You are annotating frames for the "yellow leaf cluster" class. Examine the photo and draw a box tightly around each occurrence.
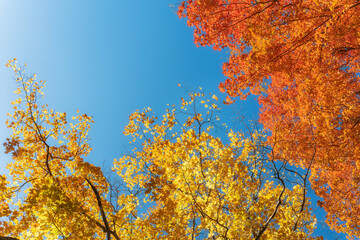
[1,63,322,239]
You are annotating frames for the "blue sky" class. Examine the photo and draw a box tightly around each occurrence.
[0,1,346,239]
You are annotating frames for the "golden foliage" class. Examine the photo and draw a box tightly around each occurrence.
[1,62,321,239]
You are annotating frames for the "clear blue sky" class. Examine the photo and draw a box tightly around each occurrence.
[0,1,346,239]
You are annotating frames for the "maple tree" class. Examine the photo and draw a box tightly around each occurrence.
[113,91,324,240]
[0,60,322,239]
[177,0,360,237]
[1,59,129,240]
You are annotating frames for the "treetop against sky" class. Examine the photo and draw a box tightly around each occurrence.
[0,0,358,239]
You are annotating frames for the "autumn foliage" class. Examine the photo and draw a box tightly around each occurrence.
[2,60,112,239]
[114,92,319,239]
[0,60,321,239]
[178,0,360,237]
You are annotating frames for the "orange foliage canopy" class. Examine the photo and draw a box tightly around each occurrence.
[178,0,360,237]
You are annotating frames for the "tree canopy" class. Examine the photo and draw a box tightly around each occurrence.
[1,60,321,239]
[2,0,360,238]
[178,0,360,237]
